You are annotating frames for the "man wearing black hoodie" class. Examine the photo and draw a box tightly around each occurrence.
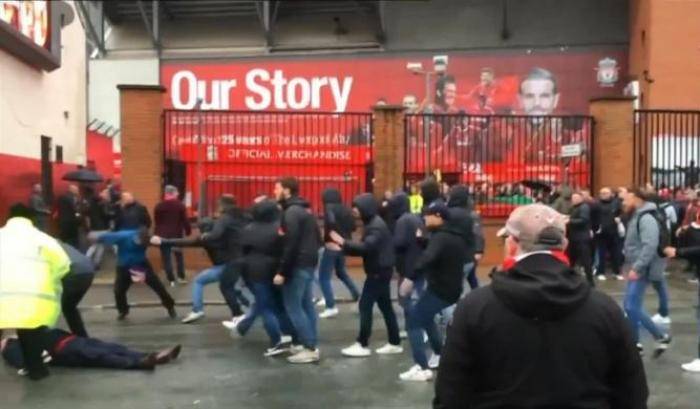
[596,187,624,281]
[446,185,479,289]
[399,201,469,382]
[567,191,595,286]
[317,188,360,319]
[330,193,402,358]
[273,177,321,364]
[434,204,647,409]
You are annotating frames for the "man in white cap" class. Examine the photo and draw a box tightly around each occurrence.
[434,204,647,409]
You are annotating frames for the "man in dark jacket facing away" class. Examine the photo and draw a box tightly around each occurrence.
[56,184,81,247]
[59,242,96,337]
[399,201,470,382]
[446,185,480,289]
[317,188,360,319]
[154,185,191,286]
[434,203,648,409]
[330,193,403,358]
[115,192,151,231]
[596,187,624,281]
[273,177,321,364]
[567,191,595,286]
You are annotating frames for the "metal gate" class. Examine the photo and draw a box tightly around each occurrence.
[163,110,373,216]
[404,113,594,217]
[633,110,700,189]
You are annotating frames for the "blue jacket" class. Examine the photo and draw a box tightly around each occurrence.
[98,230,147,267]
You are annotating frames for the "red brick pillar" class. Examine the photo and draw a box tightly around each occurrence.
[589,97,636,192]
[372,105,405,198]
[117,85,165,214]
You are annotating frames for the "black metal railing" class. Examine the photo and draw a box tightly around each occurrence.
[634,110,700,189]
[404,113,594,217]
[163,110,373,216]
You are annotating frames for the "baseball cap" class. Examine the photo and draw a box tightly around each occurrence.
[425,200,450,220]
[497,204,567,247]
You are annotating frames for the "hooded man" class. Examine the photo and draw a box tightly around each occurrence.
[330,193,402,358]
[317,188,360,319]
[399,200,471,382]
[446,185,480,289]
[434,204,648,409]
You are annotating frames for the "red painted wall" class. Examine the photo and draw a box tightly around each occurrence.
[86,130,114,180]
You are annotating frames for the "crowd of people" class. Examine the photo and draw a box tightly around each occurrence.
[2,174,700,408]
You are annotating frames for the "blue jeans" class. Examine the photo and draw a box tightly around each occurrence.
[464,262,479,290]
[192,265,225,313]
[358,274,401,347]
[237,281,282,346]
[318,248,360,309]
[282,269,318,349]
[407,290,451,369]
[651,277,670,318]
[398,276,425,329]
[624,275,665,343]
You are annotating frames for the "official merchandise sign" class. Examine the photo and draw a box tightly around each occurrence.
[0,0,60,70]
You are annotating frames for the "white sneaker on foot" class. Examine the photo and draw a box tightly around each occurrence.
[288,348,320,364]
[319,308,339,319]
[280,335,293,344]
[315,298,326,308]
[342,342,371,357]
[596,275,607,281]
[399,365,433,382]
[221,314,246,331]
[682,359,700,373]
[289,344,304,354]
[399,330,408,340]
[652,314,672,325]
[177,278,188,285]
[376,343,403,355]
[181,311,205,324]
[428,354,440,369]
[169,281,176,287]
[264,342,291,357]
[615,274,625,281]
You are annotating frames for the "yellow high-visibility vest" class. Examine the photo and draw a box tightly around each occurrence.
[409,194,424,214]
[0,217,70,329]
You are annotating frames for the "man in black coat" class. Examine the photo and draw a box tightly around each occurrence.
[434,204,647,409]
[56,185,81,247]
[330,193,402,358]
[115,192,151,231]
[399,201,470,382]
[567,191,595,286]
[446,185,479,289]
[596,187,624,280]
[273,177,321,364]
[317,188,360,318]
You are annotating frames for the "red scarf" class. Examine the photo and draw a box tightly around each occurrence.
[501,250,570,271]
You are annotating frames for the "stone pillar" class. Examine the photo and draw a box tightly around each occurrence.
[117,85,166,214]
[590,97,636,192]
[372,105,405,198]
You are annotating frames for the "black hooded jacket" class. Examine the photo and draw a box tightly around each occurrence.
[567,202,593,241]
[446,186,476,261]
[421,179,442,210]
[435,253,648,409]
[239,200,283,282]
[411,222,470,304]
[279,196,321,277]
[598,198,622,236]
[115,201,151,230]
[390,193,424,278]
[322,188,355,242]
[342,193,395,279]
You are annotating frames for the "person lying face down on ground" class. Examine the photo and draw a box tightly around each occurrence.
[1,327,181,375]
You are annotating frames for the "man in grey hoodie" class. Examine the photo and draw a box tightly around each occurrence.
[622,188,672,357]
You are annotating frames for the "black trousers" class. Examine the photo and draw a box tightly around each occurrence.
[62,274,94,337]
[596,233,623,276]
[567,239,595,286]
[59,223,80,248]
[114,262,175,315]
[16,327,49,380]
[357,274,401,347]
[219,261,250,317]
[160,245,185,282]
[53,337,146,369]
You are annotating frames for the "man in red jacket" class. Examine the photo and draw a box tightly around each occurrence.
[154,185,191,286]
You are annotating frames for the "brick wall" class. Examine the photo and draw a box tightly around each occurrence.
[372,106,406,198]
[590,97,636,191]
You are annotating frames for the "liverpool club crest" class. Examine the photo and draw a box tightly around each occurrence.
[596,58,619,87]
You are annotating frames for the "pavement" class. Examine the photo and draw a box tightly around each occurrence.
[2,266,700,408]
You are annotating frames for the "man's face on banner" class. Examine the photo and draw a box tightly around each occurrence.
[480,71,494,86]
[402,95,418,112]
[519,78,559,116]
[444,82,457,108]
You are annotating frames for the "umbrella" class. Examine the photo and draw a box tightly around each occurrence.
[519,180,552,193]
[62,168,104,183]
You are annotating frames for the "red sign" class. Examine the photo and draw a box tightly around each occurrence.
[0,0,50,49]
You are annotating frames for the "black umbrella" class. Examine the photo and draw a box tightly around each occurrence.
[62,168,104,183]
[519,179,552,192]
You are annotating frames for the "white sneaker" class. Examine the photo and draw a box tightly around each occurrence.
[597,275,607,281]
[280,335,293,344]
[289,344,304,354]
[652,314,672,325]
[376,343,403,355]
[177,278,188,285]
[315,298,326,308]
[288,348,320,364]
[428,354,440,369]
[17,368,28,376]
[342,342,372,357]
[399,330,408,340]
[399,365,433,382]
[615,275,625,281]
[682,359,700,373]
[221,314,246,331]
[423,332,429,343]
[181,311,205,324]
[319,308,339,319]
[169,281,176,287]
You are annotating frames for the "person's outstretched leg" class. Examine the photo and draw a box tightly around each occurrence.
[114,266,133,318]
[190,265,225,314]
[142,261,175,315]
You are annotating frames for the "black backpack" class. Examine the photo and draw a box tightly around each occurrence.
[636,209,671,258]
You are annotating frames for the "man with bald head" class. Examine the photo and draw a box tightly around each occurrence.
[596,187,624,280]
[434,203,647,409]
